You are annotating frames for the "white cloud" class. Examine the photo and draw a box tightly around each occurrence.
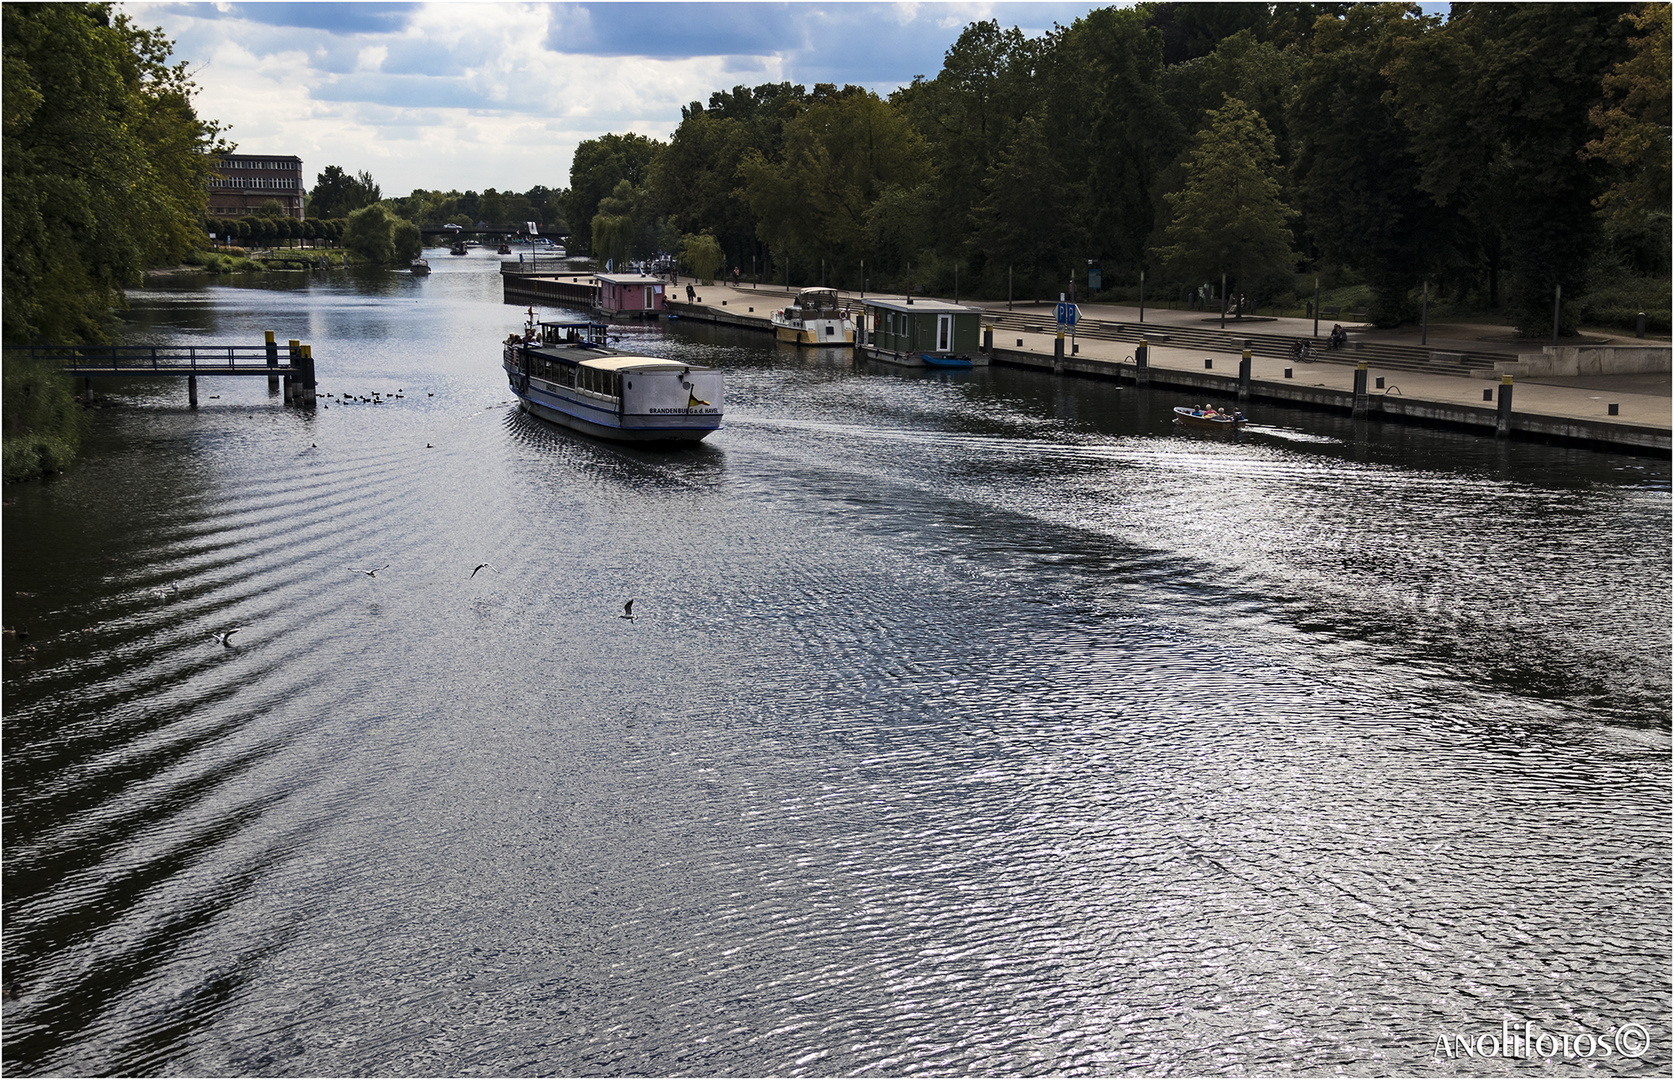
[128,1,1109,196]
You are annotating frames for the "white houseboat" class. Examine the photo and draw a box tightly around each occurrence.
[502,314,723,443]
[772,287,855,346]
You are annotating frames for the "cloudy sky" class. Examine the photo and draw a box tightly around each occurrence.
[127,2,1116,198]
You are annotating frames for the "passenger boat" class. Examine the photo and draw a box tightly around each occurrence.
[922,352,974,368]
[409,258,431,275]
[449,241,468,256]
[772,287,855,346]
[502,312,723,443]
[1173,404,1248,429]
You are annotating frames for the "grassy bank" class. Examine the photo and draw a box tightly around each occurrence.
[3,352,88,483]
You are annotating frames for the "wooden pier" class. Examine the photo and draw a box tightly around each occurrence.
[4,331,318,407]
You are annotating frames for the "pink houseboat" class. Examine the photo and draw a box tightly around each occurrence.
[595,273,667,318]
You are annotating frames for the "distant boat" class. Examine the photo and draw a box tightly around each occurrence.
[449,242,468,256]
[498,241,512,254]
[772,287,855,346]
[921,352,974,368]
[409,258,431,275]
[1173,405,1247,430]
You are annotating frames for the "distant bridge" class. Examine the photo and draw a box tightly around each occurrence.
[6,332,318,407]
[417,223,571,240]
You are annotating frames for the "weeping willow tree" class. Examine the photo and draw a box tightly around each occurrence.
[590,180,637,270]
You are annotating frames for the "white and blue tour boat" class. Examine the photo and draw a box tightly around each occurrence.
[502,312,724,443]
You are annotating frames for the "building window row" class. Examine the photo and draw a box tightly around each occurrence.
[212,177,300,189]
[219,158,300,172]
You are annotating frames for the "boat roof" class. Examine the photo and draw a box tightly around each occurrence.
[795,287,839,298]
[862,297,984,314]
[595,273,665,284]
[577,355,705,373]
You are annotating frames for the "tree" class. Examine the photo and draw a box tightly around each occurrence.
[678,233,725,283]
[893,22,1039,279]
[590,179,638,269]
[564,133,663,255]
[1291,5,1453,325]
[343,203,420,266]
[1581,4,1671,257]
[1041,7,1182,273]
[1151,96,1299,304]
[3,2,228,344]
[738,88,932,279]
[309,165,381,219]
[970,111,1088,297]
[1389,4,1636,333]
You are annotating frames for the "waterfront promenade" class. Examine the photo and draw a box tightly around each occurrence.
[661,278,1671,452]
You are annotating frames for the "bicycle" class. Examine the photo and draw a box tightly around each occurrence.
[1289,339,1315,364]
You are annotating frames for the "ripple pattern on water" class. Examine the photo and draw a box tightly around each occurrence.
[3,271,1667,1076]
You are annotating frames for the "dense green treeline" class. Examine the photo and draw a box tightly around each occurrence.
[556,2,1668,335]
[2,2,227,480]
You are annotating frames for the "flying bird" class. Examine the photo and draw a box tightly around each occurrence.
[620,599,635,620]
[353,565,390,578]
[211,627,241,648]
[471,562,499,578]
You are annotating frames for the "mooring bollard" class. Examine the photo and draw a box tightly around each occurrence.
[1204,357,1213,369]
[1352,362,1369,417]
[301,344,317,407]
[288,339,302,404]
[188,374,198,408]
[1284,367,1293,379]
[1238,349,1252,403]
[1136,340,1149,386]
[1054,332,1064,372]
[266,330,279,391]
[1609,403,1620,416]
[1497,375,1514,436]
[1376,376,1385,389]
[1483,387,1493,401]
[983,325,993,354]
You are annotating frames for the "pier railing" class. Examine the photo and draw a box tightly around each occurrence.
[4,332,318,407]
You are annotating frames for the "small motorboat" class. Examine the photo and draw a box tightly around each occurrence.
[498,242,512,254]
[449,242,468,256]
[1173,405,1247,429]
[922,353,975,368]
[409,258,431,275]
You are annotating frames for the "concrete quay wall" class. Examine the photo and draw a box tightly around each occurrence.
[1500,345,1673,378]
[987,346,1670,454]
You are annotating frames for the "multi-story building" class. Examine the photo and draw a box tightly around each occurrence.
[208,154,305,220]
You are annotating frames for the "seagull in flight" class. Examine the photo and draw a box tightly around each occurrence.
[211,627,241,648]
[620,599,635,620]
[352,565,390,578]
[471,562,499,578]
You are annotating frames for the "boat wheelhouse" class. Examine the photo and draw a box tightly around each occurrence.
[595,273,668,318]
[502,314,722,443]
[771,287,856,346]
[860,298,986,365]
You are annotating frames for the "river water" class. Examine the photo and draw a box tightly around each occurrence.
[4,254,1669,1076]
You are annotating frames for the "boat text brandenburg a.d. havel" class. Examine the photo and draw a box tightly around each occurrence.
[502,314,723,443]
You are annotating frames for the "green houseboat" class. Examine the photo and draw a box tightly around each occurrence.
[859,298,987,366]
